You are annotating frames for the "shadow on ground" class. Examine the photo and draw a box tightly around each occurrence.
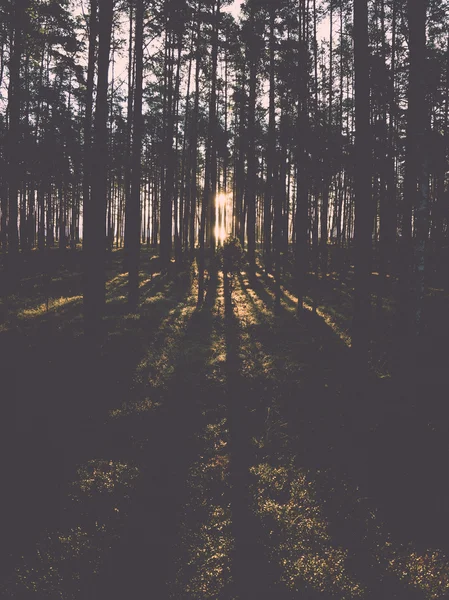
[1,253,449,600]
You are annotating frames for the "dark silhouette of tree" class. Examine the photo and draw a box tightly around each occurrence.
[263,2,276,275]
[127,0,145,310]
[408,0,429,336]
[352,0,373,370]
[83,0,114,336]
[242,0,261,277]
[6,0,28,270]
[295,0,310,314]
[82,0,98,258]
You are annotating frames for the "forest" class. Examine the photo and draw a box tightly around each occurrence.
[1,0,449,597]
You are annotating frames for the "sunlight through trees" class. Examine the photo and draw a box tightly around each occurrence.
[1,0,449,598]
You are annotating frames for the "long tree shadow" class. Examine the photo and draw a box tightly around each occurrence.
[4,258,449,600]
[240,267,448,599]
[230,271,369,599]
[237,269,345,465]
[254,260,449,555]
[223,271,285,599]
[89,271,221,599]
[0,259,196,595]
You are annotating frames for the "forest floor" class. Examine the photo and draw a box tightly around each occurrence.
[1,247,449,599]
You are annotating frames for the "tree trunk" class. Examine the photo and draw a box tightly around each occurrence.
[6,0,27,271]
[83,0,113,336]
[296,0,309,314]
[352,0,373,370]
[123,0,134,267]
[246,4,258,275]
[127,0,144,310]
[263,7,275,274]
[409,0,429,335]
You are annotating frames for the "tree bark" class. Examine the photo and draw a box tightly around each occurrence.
[352,0,373,370]
[6,0,27,268]
[83,0,113,336]
[128,0,144,310]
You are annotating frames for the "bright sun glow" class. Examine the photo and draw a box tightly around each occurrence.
[215,192,232,244]
[216,193,228,208]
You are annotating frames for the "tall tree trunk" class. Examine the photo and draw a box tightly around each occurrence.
[398,0,428,362]
[296,0,309,314]
[208,0,220,254]
[160,25,175,270]
[123,0,134,266]
[128,0,144,310]
[246,4,258,276]
[409,0,429,335]
[82,0,97,251]
[6,0,27,271]
[320,1,333,278]
[377,0,397,316]
[234,69,246,245]
[189,4,202,254]
[198,0,220,304]
[264,7,275,274]
[173,37,183,264]
[180,11,195,252]
[83,0,113,336]
[352,0,373,370]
